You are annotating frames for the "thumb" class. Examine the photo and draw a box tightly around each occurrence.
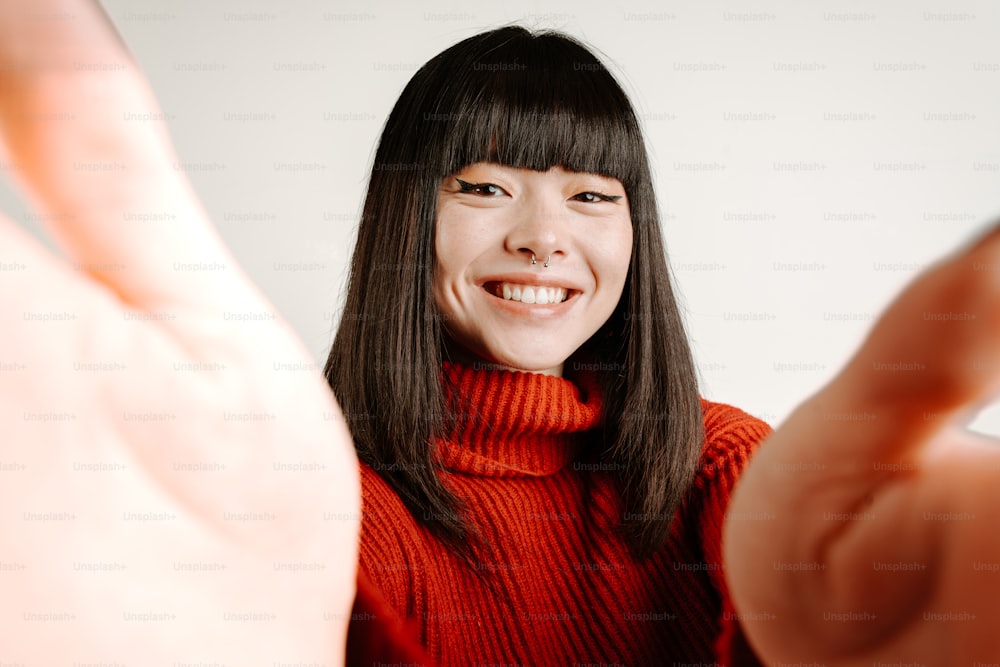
[828,220,1000,452]
[740,221,1000,514]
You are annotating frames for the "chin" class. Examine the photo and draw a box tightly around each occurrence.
[446,336,575,376]
[485,352,570,377]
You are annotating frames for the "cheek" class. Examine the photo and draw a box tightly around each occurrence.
[434,209,497,282]
[431,259,466,325]
[433,212,461,296]
[619,226,634,270]
[432,252,465,305]
[432,213,480,309]
[603,225,634,290]
[435,205,468,262]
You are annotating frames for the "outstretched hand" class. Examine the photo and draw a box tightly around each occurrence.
[726,225,1000,664]
[0,1,359,664]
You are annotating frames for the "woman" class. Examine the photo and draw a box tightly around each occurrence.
[329,26,766,664]
[3,2,1000,666]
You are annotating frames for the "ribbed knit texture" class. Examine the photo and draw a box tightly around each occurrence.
[358,362,772,666]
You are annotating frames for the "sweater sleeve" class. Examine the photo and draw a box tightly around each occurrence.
[346,568,433,666]
[692,400,772,667]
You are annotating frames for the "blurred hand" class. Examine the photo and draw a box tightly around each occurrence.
[0,1,359,664]
[726,225,1000,664]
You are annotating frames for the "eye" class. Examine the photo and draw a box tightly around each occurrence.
[456,179,508,197]
[571,191,623,204]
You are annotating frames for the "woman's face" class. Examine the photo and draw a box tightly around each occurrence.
[433,163,632,376]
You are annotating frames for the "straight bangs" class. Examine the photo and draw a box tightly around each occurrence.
[416,29,645,187]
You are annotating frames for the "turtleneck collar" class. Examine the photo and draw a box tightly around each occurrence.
[436,362,604,477]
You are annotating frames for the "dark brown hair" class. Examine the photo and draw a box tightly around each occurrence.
[325,26,703,560]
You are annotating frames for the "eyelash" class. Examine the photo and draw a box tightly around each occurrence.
[455,178,622,203]
[456,179,504,197]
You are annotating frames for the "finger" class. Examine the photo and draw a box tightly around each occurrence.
[744,220,1000,499]
[0,208,110,372]
[831,220,1000,431]
[0,0,250,313]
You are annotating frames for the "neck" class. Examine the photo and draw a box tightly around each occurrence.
[441,339,564,377]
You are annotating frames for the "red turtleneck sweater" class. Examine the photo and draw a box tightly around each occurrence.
[355,363,771,666]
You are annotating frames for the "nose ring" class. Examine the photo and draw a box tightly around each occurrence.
[530,254,550,268]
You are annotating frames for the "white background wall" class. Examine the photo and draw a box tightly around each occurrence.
[4,0,998,429]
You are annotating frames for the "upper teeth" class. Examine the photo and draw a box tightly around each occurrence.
[498,282,568,305]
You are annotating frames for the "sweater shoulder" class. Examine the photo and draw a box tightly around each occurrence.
[356,462,422,613]
[358,460,406,518]
[358,461,418,546]
[695,398,773,482]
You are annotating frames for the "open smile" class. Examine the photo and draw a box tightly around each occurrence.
[483,281,573,304]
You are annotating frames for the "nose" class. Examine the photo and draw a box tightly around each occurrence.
[505,192,568,267]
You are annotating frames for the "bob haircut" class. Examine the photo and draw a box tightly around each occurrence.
[325,25,703,560]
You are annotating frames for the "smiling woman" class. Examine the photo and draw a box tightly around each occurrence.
[324,26,749,665]
[324,25,706,565]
